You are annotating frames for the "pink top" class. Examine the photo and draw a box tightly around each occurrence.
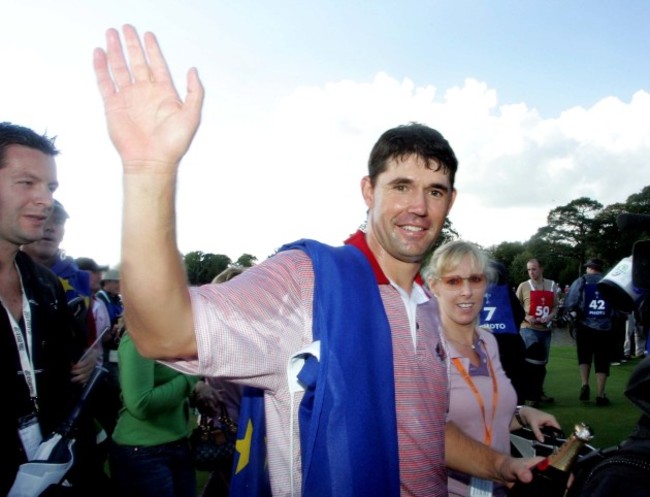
[446,327,517,497]
[171,247,449,496]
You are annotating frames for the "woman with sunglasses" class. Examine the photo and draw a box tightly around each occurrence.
[424,240,560,497]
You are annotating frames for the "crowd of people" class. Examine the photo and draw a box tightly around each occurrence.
[2,24,648,497]
[0,121,200,496]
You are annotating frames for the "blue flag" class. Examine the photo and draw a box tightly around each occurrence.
[229,386,271,497]
[230,239,400,496]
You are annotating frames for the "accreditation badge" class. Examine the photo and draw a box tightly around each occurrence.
[470,476,493,497]
[17,413,43,460]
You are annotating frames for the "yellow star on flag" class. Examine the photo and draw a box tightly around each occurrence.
[59,277,75,293]
[235,419,253,474]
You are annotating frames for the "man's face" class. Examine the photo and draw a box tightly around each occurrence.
[103,280,120,296]
[0,145,58,248]
[362,154,456,266]
[22,207,66,262]
[88,270,102,293]
[527,261,543,281]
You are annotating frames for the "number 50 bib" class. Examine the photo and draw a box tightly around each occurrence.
[529,287,554,320]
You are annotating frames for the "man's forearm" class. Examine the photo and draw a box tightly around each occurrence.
[121,170,196,359]
[94,26,204,361]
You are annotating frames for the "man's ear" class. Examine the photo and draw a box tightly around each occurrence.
[361,176,374,209]
[446,188,457,214]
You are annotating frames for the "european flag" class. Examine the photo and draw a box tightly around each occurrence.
[229,386,271,497]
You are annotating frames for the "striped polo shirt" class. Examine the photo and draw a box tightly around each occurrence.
[176,236,449,496]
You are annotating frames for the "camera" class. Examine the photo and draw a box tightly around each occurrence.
[597,213,650,312]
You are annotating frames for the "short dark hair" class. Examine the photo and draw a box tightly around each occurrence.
[0,122,59,168]
[367,122,458,188]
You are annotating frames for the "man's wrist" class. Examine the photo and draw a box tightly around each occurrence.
[493,452,516,485]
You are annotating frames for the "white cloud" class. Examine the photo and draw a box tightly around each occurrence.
[61,75,650,263]
[4,57,648,264]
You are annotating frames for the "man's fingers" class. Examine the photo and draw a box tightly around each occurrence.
[122,24,152,83]
[185,68,204,121]
[144,31,173,84]
[105,27,132,89]
[93,47,116,101]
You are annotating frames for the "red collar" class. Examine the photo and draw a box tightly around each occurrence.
[343,230,423,286]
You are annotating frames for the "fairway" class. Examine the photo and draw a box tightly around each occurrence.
[543,342,644,449]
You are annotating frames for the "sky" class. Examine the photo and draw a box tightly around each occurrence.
[2,0,649,267]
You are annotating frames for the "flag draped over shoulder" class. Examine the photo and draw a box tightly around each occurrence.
[289,239,399,497]
[230,239,400,496]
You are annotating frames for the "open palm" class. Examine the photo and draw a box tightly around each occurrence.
[94,25,204,171]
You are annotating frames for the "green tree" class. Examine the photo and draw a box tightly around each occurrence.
[184,251,204,285]
[487,241,526,287]
[589,186,650,269]
[184,251,232,285]
[539,197,603,278]
[235,253,258,267]
[622,186,650,242]
[592,202,630,267]
[526,230,573,282]
[203,253,232,282]
[625,185,650,213]
[509,251,535,286]
[488,241,525,266]
[435,217,460,249]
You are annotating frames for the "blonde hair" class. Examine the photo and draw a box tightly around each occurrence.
[212,266,246,284]
[422,240,495,284]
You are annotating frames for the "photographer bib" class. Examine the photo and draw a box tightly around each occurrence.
[480,284,518,334]
[583,282,611,319]
[528,280,555,321]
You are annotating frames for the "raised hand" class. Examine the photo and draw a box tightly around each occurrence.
[94,25,201,361]
[93,24,204,173]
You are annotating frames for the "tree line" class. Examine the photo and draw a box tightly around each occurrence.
[483,185,650,288]
[184,252,257,285]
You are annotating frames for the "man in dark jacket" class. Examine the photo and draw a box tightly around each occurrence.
[0,122,94,495]
[565,258,614,406]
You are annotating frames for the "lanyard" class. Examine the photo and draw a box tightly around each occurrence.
[451,345,498,445]
[1,265,38,411]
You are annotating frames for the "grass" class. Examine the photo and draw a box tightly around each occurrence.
[542,345,643,448]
